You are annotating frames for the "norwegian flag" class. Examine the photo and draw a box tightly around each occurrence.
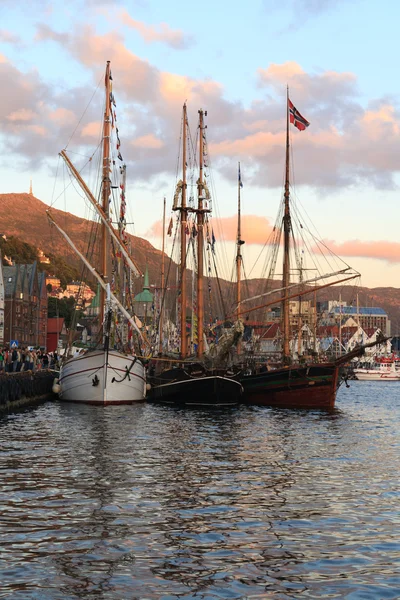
[289,99,310,131]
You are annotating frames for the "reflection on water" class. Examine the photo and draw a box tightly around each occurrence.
[1,382,400,599]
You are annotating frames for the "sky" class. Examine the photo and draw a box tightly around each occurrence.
[1,0,400,288]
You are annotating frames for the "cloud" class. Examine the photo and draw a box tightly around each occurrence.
[262,0,349,28]
[7,108,37,122]
[0,53,103,168]
[119,9,194,49]
[0,30,22,44]
[131,134,164,149]
[4,23,400,194]
[322,240,400,264]
[147,214,275,245]
[80,121,102,138]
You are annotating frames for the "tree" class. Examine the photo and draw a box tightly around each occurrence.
[48,296,81,329]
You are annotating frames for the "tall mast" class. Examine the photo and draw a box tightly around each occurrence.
[236,162,243,320]
[339,293,342,357]
[197,109,205,358]
[159,196,166,355]
[180,104,188,358]
[236,162,244,355]
[282,86,291,360]
[119,164,127,308]
[100,60,112,326]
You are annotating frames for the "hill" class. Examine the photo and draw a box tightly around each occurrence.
[1,192,400,331]
[0,193,167,286]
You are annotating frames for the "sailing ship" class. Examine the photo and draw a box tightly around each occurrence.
[238,92,383,410]
[48,61,147,405]
[147,105,243,407]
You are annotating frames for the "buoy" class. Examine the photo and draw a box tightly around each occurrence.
[52,378,61,394]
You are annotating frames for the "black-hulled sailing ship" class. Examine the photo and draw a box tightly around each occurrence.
[147,105,243,407]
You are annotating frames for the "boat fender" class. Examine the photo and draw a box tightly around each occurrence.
[52,378,61,394]
[146,383,151,391]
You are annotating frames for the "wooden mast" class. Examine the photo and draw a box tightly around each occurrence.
[236,162,244,354]
[60,150,141,277]
[236,162,243,320]
[180,104,188,358]
[159,195,166,355]
[197,109,205,358]
[282,86,291,361]
[100,60,112,327]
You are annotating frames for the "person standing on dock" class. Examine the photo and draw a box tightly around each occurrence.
[12,347,18,372]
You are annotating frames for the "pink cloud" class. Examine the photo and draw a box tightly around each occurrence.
[320,240,400,264]
[119,10,194,49]
[132,134,164,149]
[147,214,274,245]
[49,108,76,126]
[6,22,400,193]
[7,108,37,122]
[0,30,21,44]
[80,121,101,138]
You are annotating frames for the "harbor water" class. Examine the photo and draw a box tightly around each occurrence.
[1,382,399,599]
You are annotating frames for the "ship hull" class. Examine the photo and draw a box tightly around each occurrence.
[241,364,339,410]
[59,350,146,405]
[148,372,243,407]
[354,370,400,381]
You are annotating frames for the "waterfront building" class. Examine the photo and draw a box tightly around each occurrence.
[47,317,66,353]
[3,262,48,348]
[0,253,4,345]
[331,306,389,336]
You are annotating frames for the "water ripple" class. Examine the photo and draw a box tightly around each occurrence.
[0,382,399,598]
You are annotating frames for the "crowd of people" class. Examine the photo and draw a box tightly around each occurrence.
[0,347,59,372]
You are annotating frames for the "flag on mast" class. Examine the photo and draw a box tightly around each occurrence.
[238,164,243,188]
[167,217,173,236]
[288,99,310,131]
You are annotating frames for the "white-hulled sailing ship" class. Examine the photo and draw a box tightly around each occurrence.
[48,61,147,405]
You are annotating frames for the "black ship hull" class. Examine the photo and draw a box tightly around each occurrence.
[148,369,243,407]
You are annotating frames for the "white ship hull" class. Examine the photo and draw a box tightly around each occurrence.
[354,367,400,381]
[354,362,400,381]
[59,350,146,405]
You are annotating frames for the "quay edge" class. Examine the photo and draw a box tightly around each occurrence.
[0,370,57,414]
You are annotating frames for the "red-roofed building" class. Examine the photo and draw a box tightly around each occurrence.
[259,322,282,353]
[47,317,65,353]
